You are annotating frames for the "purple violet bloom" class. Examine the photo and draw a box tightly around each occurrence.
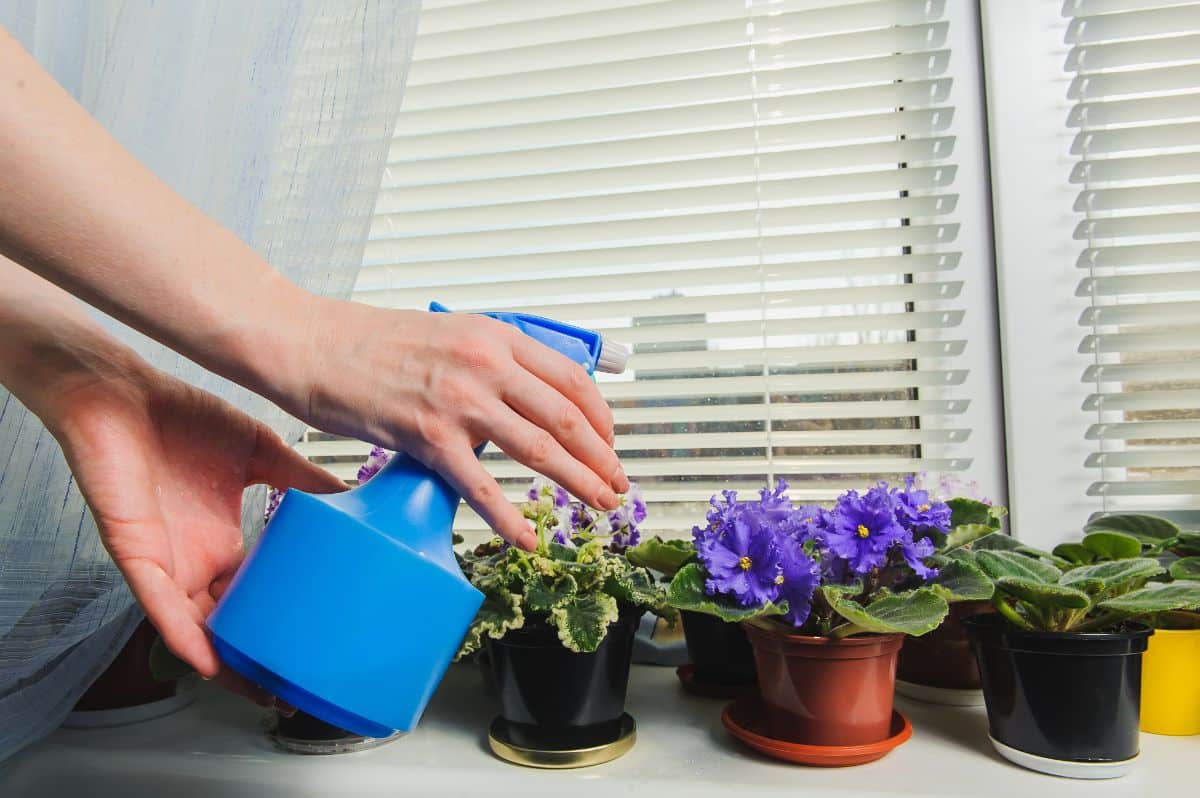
[777,534,820,627]
[607,482,645,549]
[694,494,783,607]
[892,476,952,537]
[357,446,393,484]
[264,487,284,523]
[900,532,939,580]
[825,483,906,575]
[528,477,570,508]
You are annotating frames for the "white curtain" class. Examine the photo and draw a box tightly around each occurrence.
[0,0,419,761]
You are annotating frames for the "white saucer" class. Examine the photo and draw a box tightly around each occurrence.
[895,679,984,707]
[63,686,196,729]
[989,735,1137,779]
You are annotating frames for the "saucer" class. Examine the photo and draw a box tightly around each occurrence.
[722,696,911,766]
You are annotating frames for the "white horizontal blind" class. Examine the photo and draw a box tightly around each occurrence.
[1066,0,1200,511]
[302,0,980,537]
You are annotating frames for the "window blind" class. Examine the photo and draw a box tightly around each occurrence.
[1065,0,1200,512]
[300,0,978,538]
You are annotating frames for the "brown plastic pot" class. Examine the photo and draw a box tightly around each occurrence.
[73,619,176,711]
[744,621,904,746]
[896,601,993,690]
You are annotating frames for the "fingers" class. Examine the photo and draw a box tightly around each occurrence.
[121,557,222,679]
[511,333,616,447]
[502,368,627,497]
[486,400,620,512]
[427,441,536,550]
[246,424,347,494]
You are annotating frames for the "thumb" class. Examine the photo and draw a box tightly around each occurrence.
[247,424,347,494]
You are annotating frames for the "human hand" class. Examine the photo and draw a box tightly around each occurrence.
[293,299,628,550]
[45,354,345,703]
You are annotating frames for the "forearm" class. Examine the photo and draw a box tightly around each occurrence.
[0,258,146,427]
[0,27,315,411]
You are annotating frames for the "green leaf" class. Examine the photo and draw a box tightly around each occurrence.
[994,576,1091,611]
[1081,531,1143,561]
[550,593,620,653]
[943,524,999,552]
[947,498,995,529]
[1175,531,1200,556]
[1169,557,1200,582]
[547,542,579,562]
[666,563,786,623]
[1085,514,1181,546]
[149,635,194,683]
[524,573,578,613]
[930,559,995,602]
[1016,546,1074,571]
[1099,583,1200,616]
[603,561,670,615]
[625,536,694,577]
[1059,558,1164,595]
[973,533,1022,552]
[458,586,524,659]
[975,549,1063,583]
[1052,542,1095,566]
[827,587,949,637]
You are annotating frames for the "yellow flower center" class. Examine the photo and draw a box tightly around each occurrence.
[918,503,931,512]
[775,574,785,585]
[856,524,870,539]
[739,556,753,571]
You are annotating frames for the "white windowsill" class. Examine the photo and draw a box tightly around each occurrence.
[3,664,1190,797]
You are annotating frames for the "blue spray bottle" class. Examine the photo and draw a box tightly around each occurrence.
[206,303,628,738]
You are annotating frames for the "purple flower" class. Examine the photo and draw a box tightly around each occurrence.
[264,487,284,523]
[528,477,570,508]
[791,503,832,545]
[900,532,938,580]
[825,484,906,575]
[607,482,645,549]
[694,495,783,607]
[357,446,393,484]
[892,476,952,537]
[777,534,820,627]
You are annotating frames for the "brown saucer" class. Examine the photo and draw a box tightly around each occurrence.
[722,695,911,767]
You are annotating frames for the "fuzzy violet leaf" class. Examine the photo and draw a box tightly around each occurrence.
[1084,514,1180,547]
[626,536,694,577]
[826,586,949,638]
[1052,542,1095,566]
[1058,557,1164,596]
[666,563,786,623]
[1081,530,1142,561]
[524,572,578,613]
[975,549,1063,584]
[1169,557,1200,582]
[1098,583,1200,616]
[550,593,621,653]
[942,523,1000,552]
[946,498,997,529]
[457,585,524,660]
[929,558,995,602]
[994,576,1092,612]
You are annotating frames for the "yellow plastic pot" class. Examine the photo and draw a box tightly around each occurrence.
[1141,628,1200,735]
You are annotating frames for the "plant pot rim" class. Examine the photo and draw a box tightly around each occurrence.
[1148,625,1200,636]
[743,620,904,646]
[963,612,1153,642]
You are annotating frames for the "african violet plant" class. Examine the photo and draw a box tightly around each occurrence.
[973,540,1200,633]
[636,477,1003,639]
[456,478,672,656]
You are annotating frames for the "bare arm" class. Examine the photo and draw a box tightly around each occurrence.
[0,28,627,547]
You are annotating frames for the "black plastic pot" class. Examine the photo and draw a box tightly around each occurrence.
[965,614,1152,764]
[486,604,642,749]
[680,610,756,685]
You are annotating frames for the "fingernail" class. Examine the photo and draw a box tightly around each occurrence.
[610,465,629,493]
